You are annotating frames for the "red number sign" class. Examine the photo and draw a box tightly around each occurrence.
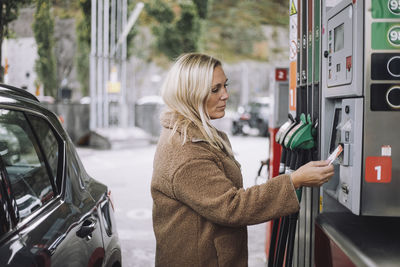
[275,68,288,81]
[365,156,392,183]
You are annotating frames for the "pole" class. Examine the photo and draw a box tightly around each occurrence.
[110,0,116,58]
[90,0,97,130]
[111,2,144,57]
[103,0,110,127]
[117,0,122,127]
[97,0,104,127]
[120,0,128,128]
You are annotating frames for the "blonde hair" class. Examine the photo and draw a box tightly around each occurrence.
[161,53,233,155]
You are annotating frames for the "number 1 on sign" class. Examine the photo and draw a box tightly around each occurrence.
[290,89,294,107]
[374,165,382,180]
[366,157,391,183]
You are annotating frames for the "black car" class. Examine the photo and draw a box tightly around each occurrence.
[0,84,121,267]
[231,97,271,137]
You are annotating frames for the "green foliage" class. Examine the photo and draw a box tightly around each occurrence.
[0,0,32,82]
[202,0,288,61]
[253,0,289,26]
[145,0,174,23]
[142,0,287,62]
[52,0,80,19]
[33,0,58,97]
[192,0,209,19]
[75,0,90,96]
[146,0,201,60]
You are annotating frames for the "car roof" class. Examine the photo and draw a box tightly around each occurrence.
[0,84,66,136]
[0,84,40,103]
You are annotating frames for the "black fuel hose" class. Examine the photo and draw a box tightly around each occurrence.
[268,147,290,267]
[274,215,289,267]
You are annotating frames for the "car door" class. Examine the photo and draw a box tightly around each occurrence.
[0,156,36,267]
[0,108,105,266]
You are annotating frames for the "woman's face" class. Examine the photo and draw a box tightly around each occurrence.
[206,66,229,120]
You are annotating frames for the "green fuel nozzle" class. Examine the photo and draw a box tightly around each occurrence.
[283,113,308,149]
[286,114,317,201]
[290,114,316,150]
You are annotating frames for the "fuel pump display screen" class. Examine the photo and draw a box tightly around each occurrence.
[334,23,344,52]
[327,5,353,88]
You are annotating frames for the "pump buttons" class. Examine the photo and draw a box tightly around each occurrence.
[386,86,400,109]
[387,56,400,78]
[371,84,400,111]
[371,53,400,80]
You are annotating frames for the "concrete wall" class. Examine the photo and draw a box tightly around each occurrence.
[41,102,90,144]
[135,102,164,138]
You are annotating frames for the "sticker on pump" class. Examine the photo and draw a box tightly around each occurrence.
[381,145,391,156]
[365,156,392,183]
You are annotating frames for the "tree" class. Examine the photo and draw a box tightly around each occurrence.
[145,0,201,60]
[192,0,209,19]
[198,0,290,61]
[33,0,58,97]
[76,0,90,96]
[0,0,32,83]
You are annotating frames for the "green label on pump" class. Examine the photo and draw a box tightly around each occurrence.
[372,0,400,18]
[372,23,400,49]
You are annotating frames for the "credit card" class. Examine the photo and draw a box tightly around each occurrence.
[327,144,343,165]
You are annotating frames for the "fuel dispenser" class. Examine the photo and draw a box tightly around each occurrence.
[268,68,290,179]
[266,0,400,265]
[266,0,322,265]
[320,0,400,216]
[268,113,317,267]
[315,0,400,266]
[264,68,289,260]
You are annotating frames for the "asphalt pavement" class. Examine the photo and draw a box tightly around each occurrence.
[77,135,270,267]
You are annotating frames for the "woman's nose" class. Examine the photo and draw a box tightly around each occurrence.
[220,87,229,100]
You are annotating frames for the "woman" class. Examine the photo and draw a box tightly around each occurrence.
[151,53,334,267]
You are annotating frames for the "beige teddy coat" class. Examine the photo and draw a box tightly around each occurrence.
[151,112,300,267]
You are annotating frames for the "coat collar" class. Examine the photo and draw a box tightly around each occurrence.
[160,111,206,143]
[160,111,239,167]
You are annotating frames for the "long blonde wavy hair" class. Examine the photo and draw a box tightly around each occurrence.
[161,53,233,156]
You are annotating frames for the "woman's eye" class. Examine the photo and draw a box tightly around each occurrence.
[224,83,229,88]
[211,87,220,93]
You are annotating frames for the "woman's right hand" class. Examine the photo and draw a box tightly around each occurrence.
[290,160,334,189]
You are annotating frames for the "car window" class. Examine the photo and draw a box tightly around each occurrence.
[0,109,55,221]
[27,114,61,191]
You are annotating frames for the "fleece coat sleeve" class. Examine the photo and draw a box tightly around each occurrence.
[172,156,300,227]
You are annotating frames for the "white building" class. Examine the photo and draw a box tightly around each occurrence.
[2,37,38,96]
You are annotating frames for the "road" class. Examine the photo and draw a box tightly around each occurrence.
[77,135,270,267]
